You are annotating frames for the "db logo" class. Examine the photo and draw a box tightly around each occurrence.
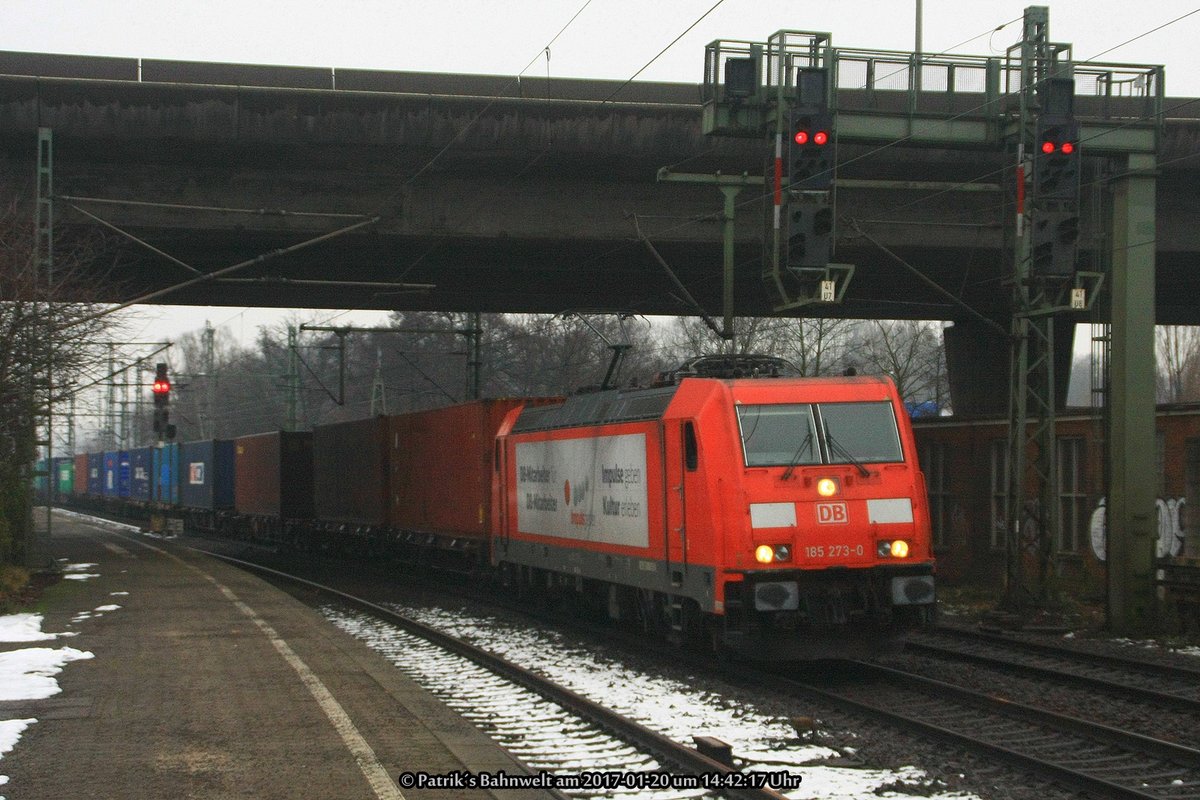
[816,502,848,524]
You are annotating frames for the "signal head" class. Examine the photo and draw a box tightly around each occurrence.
[152,362,171,405]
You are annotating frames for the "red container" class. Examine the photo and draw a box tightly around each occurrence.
[73,452,89,495]
[313,417,390,526]
[389,399,553,540]
[234,431,313,518]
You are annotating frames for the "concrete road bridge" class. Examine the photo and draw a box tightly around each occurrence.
[0,50,1196,325]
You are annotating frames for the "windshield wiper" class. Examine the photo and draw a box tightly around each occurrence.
[823,422,870,478]
[781,432,814,481]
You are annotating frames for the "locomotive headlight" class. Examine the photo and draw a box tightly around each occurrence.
[816,478,839,497]
[755,544,792,564]
[891,539,910,558]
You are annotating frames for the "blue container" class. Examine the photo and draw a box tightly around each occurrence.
[102,452,119,496]
[118,451,131,498]
[129,447,153,501]
[179,439,235,511]
[87,452,103,496]
[153,443,179,505]
[105,450,131,498]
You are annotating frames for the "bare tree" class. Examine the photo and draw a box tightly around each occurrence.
[1156,326,1200,403]
[0,200,125,564]
[850,320,948,408]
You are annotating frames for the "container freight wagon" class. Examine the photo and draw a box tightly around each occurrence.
[73,453,89,496]
[234,431,313,541]
[86,452,103,496]
[389,400,551,561]
[129,447,153,503]
[493,375,936,660]
[153,443,179,505]
[102,451,131,498]
[180,440,235,511]
[313,417,390,529]
[52,457,74,502]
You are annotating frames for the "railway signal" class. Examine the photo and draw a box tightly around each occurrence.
[785,198,834,269]
[1030,209,1081,277]
[152,362,176,440]
[787,110,834,191]
[1033,119,1080,201]
[1028,76,1080,278]
[782,66,835,272]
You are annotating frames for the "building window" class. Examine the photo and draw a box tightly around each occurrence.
[1057,437,1087,553]
[990,439,1008,550]
[921,442,948,548]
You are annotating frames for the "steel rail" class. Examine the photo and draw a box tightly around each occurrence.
[736,660,1200,800]
[932,623,1200,680]
[905,628,1200,713]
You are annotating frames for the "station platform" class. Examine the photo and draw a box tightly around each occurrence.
[1,512,559,800]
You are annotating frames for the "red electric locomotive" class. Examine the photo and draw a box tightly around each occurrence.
[492,356,936,659]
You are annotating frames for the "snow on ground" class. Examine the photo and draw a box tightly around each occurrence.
[0,563,108,798]
[0,648,94,702]
[328,606,979,800]
[0,614,74,643]
[48,508,141,533]
[59,563,99,582]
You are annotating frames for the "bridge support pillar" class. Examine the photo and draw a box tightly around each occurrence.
[1108,152,1159,634]
[944,320,1009,416]
[944,318,1072,416]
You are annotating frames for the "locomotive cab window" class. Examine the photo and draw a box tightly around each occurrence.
[817,402,904,464]
[737,404,819,467]
[736,401,903,467]
[684,422,698,471]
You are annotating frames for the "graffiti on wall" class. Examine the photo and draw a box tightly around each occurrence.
[1089,497,1186,562]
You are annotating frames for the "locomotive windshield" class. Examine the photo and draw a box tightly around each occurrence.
[736,401,903,467]
[737,404,819,467]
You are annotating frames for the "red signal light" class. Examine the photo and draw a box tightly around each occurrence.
[794,130,809,145]
[152,379,170,395]
[813,131,829,145]
[1061,141,1075,154]
[1041,141,1056,154]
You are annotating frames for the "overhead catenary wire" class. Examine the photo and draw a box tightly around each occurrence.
[600,0,729,103]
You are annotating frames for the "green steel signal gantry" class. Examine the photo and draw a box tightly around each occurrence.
[693,6,1163,633]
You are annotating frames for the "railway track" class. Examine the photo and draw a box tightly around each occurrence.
[743,660,1200,800]
[181,526,1200,799]
[194,548,792,800]
[901,625,1200,713]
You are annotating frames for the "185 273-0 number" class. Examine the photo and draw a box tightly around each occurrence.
[803,544,865,558]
